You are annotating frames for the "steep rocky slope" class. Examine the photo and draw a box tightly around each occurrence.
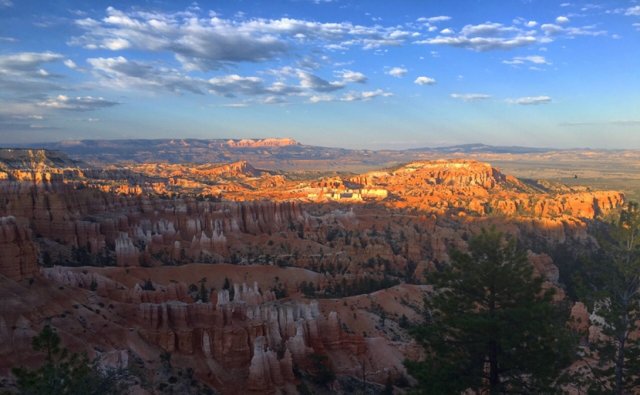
[0,152,627,394]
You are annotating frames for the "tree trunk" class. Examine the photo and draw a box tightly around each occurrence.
[489,340,500,394]
[614,336,625,395]
[613,314,628,395]
[488,283,500,394]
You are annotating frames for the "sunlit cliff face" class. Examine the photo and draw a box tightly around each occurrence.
[0,149,627,393]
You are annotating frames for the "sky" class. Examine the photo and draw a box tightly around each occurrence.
[0,0,639,149]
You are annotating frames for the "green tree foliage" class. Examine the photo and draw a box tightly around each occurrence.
[223,277,235,300]
[572,202,640,394]
[308,353,335,387]
[198,277,209,302]
[12,325,126,394]
[406,228,575,394]
[140,278,155,291]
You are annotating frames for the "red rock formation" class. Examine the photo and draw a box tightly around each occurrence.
[0,217,38,281]
[225,138,298,148]
[570,302,590,333]
[528,252,559,284]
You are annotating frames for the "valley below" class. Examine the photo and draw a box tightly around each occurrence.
[0,139,635,394]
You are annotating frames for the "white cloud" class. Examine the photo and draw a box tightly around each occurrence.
[87,56,375,101]
[450,93,491,102]
[416,22,537,51]
[309,94,333,103]
[262,96,287,104]
[336,69,367,83]
[414,76,436,85]
[0,0,12,8]
[38,95,119,111]
[309,89,393,103]
[507,95,552,105]
[387,66,408,77]
[296,69,345,92]
[541,23,607,37]
[0,51,66,92]
[0,51,63,75]
[633,23,640,31]
[626,6,640,16]
[63,59,77,69]
[342,89,392,101]
[208,75,269,96]
[71,7,413,71]
[103,38,130,50]
[88,56,206,94]
[417,18,609,52]
[418,16,452,24]
[503,55,550,65]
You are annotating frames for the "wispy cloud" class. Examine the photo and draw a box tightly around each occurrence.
[559,120,640,126]
[38,95,119,111]
[503,55,550,66]
[309,89,392,103]
[416,22,537,51]
[0,51,64,76]
[88,56,206,94]
[387,66,408,77]
[625,6,640,16]
[71,6,413,71]
[507,95,552,105]
[342,89,393,101]
[540,23,607,37]
[417,16,452,24]
[87,56,381,102]
[337,69,367,83]
[414,76,436,85]
[450,93,492,102]
[0,51,66,92]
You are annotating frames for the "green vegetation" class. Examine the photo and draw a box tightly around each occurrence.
[11,325,127,395]
[299,276,400,298]
[308,353,335,386]
[567,203,640,394]
[198,277,209,302]
[407,228,575,394]
[140,278,155,291]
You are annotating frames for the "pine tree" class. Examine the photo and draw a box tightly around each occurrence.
[574,202,640,394]
[198,277,209,302]
[406,228,575,394]
[12,325,127,394]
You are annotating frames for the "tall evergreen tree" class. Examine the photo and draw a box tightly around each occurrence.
[574,202,640,394]
[406,228,575,394]
[12,325,127,395]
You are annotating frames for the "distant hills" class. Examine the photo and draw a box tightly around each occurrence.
[411,143,553,154]
[17,138,564,171]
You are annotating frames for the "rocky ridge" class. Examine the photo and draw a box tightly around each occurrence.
[0,151,628,394]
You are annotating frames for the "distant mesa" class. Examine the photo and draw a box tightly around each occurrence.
[225,138,299,148]
[0,148,80,168]
[0,148,88,183]
[410,143,553,154]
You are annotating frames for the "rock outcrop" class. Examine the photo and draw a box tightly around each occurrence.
[0,217,38,281]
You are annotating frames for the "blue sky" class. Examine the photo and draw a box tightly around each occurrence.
[0,0,639,149]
